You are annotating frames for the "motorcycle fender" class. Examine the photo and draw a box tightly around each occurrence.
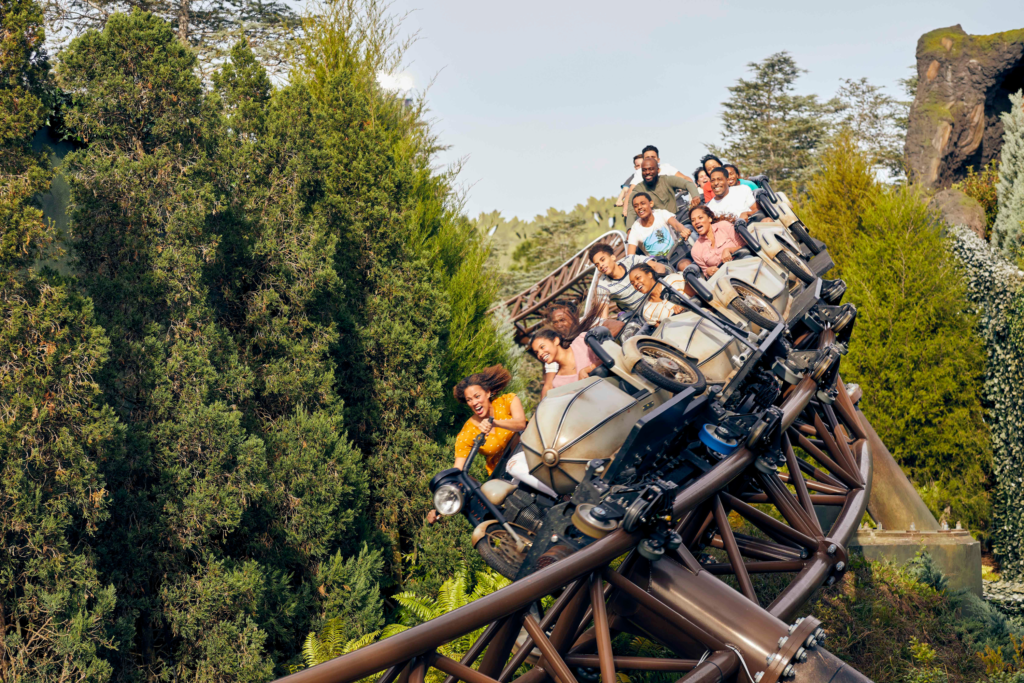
[757,230,783,259]
[471,520,499,547]
[621,335,654,372]
[711,275,740,307]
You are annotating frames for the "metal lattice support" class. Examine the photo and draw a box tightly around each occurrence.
[276,330,877,683]
[489,231,626,341]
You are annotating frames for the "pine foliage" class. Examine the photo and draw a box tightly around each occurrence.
[801,141,992,534]
[711,52,834,192]
[0,2,120,678]
[0,0,523,677]
[992,90,1024,258]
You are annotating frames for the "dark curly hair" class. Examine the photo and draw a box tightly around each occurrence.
[453,365,513,403]
[689,204,720,223]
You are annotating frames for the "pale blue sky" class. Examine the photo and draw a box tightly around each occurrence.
[383,0,1024,221]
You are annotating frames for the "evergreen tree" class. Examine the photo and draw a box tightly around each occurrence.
[290,0,518,587]
[798,131,878,277]
[992,90,1024,258]
[802,141,992,533]
[711,52,834,191]
[57,13,275,680]
[833,77,910,177]
[210,37,384,654]
[0,1,120,678]
[43,0,298,77]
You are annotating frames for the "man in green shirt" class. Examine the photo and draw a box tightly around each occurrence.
[625,157,703,227]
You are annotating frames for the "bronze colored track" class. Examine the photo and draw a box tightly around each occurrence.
[275,339,875,682]
[488,231,627,341]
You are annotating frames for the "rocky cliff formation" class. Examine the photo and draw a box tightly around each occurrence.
[905,25,1024,188]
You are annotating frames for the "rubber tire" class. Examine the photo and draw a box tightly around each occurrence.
[788,220,821,255]
[475,527,533,579]
[776,249,815,285]
[729,289,781,329]
[633,342,707,394]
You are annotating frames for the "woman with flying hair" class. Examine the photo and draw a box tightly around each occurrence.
[427,365,536,523]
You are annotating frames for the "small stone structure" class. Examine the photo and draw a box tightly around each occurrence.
[905,25,1024,188]
[850,528,982,596]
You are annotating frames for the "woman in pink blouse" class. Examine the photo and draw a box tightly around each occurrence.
[689,205,744,278]
[530,311,604,390]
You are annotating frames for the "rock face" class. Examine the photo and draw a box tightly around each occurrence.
[905,25,1024,189]
[929,187,987,238]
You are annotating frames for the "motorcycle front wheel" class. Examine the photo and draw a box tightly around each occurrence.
[475,523,536,579]
[729,283,781,329]
[633,341,706,394]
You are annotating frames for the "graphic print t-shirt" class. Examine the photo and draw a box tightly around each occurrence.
[628,209,677,257]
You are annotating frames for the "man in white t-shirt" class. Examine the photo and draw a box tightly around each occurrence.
[627,192,693,268]
[621,145,693,217]
[706,167,758,221]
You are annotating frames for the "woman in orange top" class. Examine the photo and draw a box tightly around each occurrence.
[428,365,527,524]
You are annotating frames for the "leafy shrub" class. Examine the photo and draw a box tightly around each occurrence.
[947,226,1024,577]
[298,568,510,679]
[802,138,993,534]
[953,160,1001,238]
[812,554,1023,682]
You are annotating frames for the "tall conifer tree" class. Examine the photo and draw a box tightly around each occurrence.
[57,13,275,680]
[711,52,833,191]
[0,0,119,678]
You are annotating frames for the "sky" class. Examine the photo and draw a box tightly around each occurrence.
[380,0,1024,222]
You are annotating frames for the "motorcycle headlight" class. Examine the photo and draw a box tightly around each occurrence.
[433,483,464,516]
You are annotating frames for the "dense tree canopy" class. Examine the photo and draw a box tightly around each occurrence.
[0,0,518,677]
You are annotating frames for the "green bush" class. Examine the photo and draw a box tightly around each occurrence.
[812,554,1023,683]
[953,161,1001,239]
[801,139,992,535]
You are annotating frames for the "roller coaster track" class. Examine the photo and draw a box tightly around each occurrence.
[277,217,943,683]
[489,231,627,341]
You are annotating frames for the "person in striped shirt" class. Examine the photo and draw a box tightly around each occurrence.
[587,243,668,318]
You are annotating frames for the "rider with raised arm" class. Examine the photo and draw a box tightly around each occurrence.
[627,192,693,269]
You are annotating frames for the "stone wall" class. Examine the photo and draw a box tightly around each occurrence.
[905,25,1024,188]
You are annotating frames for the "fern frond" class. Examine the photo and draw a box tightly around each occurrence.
[393,592,441,622]
[342,631,382,655]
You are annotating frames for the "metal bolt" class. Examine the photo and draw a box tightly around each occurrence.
[788,623,797,634]
[805,634,817,649]
[827,544,837,555]
[835,561,845,572]
[814,628,827,642]
[795,647,807,662]
[782,664,795,678]
[551,535,559,542]
[753,673,764,683]
[827,576,836,586]
[766,653,777,665]
[778,636,789,648]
